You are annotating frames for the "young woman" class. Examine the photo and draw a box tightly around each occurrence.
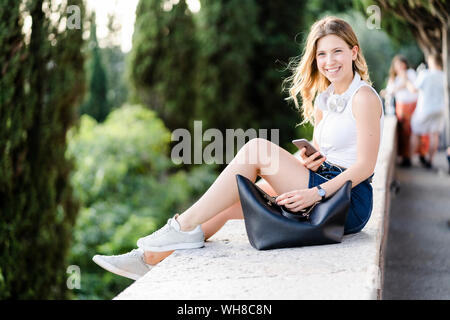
[404,53,446,169]
[93,16,384,281]
[385,55,427,167]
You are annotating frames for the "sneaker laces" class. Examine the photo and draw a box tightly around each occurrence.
[106,248,143,258]
[129,248,149,265]
[142,219,173,240]
[129,248,144,257]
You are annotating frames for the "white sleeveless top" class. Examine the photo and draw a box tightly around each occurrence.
[313,72,384,169]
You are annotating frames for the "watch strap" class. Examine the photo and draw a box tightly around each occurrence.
[317,185,326,201]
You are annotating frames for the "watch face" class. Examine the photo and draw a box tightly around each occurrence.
[318,189,326,196]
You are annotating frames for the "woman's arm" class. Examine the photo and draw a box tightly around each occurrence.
[276,87,382,210]
[276,90,381,210]
[312,107,323,150]
[404,78,418,93]
[318,86,382,198]
[385,77,404,95]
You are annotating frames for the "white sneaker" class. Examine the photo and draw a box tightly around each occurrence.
[92,248,152,281]
[137,214,204,252]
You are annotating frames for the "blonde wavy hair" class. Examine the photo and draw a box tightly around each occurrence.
[283,16,371,126]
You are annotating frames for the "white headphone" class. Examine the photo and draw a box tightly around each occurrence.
[321,72,361,113]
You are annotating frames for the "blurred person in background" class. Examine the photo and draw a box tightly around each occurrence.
[385,55,429,168]
[404,53,446,169]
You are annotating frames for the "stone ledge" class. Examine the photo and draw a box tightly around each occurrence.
[115,115,397,300]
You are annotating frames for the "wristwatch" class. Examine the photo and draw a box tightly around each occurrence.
[316,185,326,201]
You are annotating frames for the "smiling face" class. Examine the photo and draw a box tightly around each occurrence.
[315,34,358,84]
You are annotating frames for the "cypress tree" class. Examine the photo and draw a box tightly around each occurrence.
[247,1,308,148]
[196,0,308,149]
[194,0,261,132]
[128,0,198,132]
[0,0,85,299]
[129,0,311,157]
[80,14,109,122]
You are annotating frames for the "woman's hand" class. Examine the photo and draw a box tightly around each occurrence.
[275,187,322,212]
[299,147,326,172]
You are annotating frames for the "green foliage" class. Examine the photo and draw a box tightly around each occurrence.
[304,0,356,31]
[128,0,198,132]
[356,0,424,67]
[102,13,129,110]
[195,0,316,148]
[67,105,217,299]
[194,0,261,133]
[0,0,85,299]
[101,46,128,110]
[242,1,310,149]
[335,10,396,90]
[80,15,110,122]
[129,0,314,155]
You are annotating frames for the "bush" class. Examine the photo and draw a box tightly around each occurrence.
[66,105,217,299]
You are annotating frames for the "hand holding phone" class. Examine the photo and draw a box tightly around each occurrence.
[292,139,326,172]
[292,139,321,157]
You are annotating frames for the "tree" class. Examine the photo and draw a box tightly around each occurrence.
[101,13,128,110]
[67,106,217,299]
[304,0,356,28]
[0,0,85,299]
[193,0,261,137]
[247,1,310,150]
[129,0,314,158]
[101,45,128,111]
[128,0,198,132]
[80,14,110,122]
[369,0,450,143]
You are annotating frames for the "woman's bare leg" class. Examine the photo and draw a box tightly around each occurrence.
[174,138,309,232]
[428,132,439,164]
[410,133,419,163]
[144,178,278,265]
[143,138,309,265]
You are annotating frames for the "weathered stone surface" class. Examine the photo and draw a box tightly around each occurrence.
[115,116,397,300]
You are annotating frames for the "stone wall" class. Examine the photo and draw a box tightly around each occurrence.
[115,115,397,300]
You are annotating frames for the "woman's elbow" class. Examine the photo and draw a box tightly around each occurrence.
[354,159,376,180]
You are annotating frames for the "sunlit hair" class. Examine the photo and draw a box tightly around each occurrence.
[388,55,409,81]
[282,16,371,126]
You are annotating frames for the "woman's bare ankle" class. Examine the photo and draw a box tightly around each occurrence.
[144,251,172,265]
[175,213,197,232]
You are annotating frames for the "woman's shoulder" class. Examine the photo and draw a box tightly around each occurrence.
[352,85,382,119]
[353,85,381,105]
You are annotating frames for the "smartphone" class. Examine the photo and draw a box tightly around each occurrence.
[292,139,323,159]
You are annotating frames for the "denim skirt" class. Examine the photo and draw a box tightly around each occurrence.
[308,161,374,235]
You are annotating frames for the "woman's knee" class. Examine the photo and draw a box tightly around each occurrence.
[242,138,279,167]
[244,138,272,154]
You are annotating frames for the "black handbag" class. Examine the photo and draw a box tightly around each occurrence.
[236,174,352,250]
